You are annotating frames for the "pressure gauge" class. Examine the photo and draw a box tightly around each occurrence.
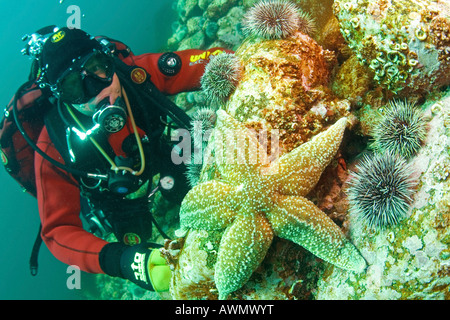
[160,176,175,191]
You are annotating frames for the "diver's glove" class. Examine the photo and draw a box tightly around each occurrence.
[99,242,172,292]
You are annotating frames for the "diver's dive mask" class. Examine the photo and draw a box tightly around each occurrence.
[55,50,115,105]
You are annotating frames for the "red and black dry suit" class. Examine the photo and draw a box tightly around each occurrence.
[35,47,229,275]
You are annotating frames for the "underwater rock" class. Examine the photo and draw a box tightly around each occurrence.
[204,20,219,39]
[315,91,450,300]
[206,0,239,20]
[176,0,201,21]
[293,0,335,36]
[331,54,372,103]
[186,16,206,35]
[169,1,245,51]
[170,232,323,300]
[96,272,170,300]
[316,14,350,61]
[167,22,189,49]
[178,30,206,51]
[333,0,450,97]
[198,0,210,10]
[226,31,351,155]
[169,229,217,299]
[216,6,246,49]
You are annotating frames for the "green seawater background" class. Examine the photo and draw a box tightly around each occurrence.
[0,0,176,299]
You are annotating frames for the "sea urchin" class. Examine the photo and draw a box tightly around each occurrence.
[185,163,203,188]
[296,9,316,37]
[200,53,242,107]
[371,100,427,159]
[346,151,416,230]
[186,108,217,188]
[190,107,217,149]
[243,0,301,40]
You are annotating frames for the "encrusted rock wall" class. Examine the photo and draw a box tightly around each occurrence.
[333,0,450,97]
[316,93,450,300]
[166,0,450,300]
[96,0,450,300]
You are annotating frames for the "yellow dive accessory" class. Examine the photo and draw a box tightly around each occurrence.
[148,249,172,292]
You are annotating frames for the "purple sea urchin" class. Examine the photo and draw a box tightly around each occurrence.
[346,151,416,230]
[371,100,427,159]
[200,53,242,107]
[243,0,300,40]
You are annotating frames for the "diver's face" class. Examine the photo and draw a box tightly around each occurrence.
[71,73,122,116]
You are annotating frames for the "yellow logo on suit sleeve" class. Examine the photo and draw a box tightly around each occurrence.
[189,49,224,64]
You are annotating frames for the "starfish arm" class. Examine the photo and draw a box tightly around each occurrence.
[215,212,274,299]
[212,110,268,185]
[268,194,367,272]
[264,117,348,196]
[180,180,236,230]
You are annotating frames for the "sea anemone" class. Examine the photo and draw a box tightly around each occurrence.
[346,151,416,230]
[200,53,242,107]
[190,107,217,148]
[242,0,301,40]
[371,100,427,159]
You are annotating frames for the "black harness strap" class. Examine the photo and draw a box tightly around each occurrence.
[29,224,42,276]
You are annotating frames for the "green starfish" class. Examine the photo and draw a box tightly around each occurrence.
[180,110,366,299]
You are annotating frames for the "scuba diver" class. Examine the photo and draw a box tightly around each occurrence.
[4,26,231,292]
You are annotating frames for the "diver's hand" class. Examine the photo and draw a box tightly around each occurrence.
[100,242,172,292]
[120,243,172,292]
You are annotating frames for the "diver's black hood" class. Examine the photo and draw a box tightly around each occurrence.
[41,27,103,85]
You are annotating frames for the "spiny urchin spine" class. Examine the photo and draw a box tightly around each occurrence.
[243,0,299,40]
[185,163,203,188]
[297,9,316,37]
[190,107,217,149]
[200,53,242,107]
[346,151,416,230]
[371,100,427,159]
[243,0,315,39]
[186,107,217,187]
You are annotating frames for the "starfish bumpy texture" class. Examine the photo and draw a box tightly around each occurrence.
[179,110,366,299]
